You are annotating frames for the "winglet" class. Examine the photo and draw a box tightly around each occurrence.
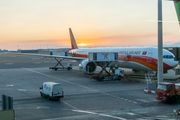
[69,28,78,49]
[174,1,180,25]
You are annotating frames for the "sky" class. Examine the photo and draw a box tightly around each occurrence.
[0,0,180,50]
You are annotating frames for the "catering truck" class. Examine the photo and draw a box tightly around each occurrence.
[40,82,64,100]
[156,82,180,103]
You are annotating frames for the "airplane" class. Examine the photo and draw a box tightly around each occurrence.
[17,28,179,75]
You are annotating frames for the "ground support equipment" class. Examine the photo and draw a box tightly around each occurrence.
[49,58,72,71]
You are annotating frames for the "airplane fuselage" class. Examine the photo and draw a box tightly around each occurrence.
[69,47,179,71]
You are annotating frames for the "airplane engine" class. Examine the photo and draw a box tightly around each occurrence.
[79,60,96,74]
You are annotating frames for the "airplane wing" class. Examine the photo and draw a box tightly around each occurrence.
[15,53,87,61]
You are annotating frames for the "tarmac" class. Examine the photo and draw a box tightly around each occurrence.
[0,54,180,120]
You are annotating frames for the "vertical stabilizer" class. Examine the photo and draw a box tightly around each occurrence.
[69,28,78,49]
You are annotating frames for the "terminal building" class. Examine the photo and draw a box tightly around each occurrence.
[0,49,8,52]
[17,49,43,53]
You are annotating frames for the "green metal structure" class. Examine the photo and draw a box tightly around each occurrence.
[174,1,180,24]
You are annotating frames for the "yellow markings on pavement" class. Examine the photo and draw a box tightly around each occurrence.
[23,67,137,104]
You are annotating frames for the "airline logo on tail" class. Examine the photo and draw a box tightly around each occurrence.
[69,28,78,49]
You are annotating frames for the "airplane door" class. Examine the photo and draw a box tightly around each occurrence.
[147,53,152,62]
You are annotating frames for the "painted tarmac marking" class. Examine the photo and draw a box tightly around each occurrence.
[23,67,91,90]
[5,63,14,65]
[18,89,27,91]
[83,89,107,92]
[0,59,53,63]
[127,112,135,115]
[145,102,149,107]
[37,106,49,109]
[154,102,158,106]
[60,100,78,110]
[72,110,127,120]
[6,85,14,86]
[33,62,41,64]
[44,61,50,63]
[32,58,41,60]
[61,99,127,120]
[23,68,137,104]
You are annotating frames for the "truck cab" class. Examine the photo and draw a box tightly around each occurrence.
[156,82,177,103]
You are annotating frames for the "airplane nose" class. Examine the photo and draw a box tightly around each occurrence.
[172,61,179,67]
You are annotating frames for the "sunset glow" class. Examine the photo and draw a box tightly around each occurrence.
[78,43,88,47]
[0,0,180,50]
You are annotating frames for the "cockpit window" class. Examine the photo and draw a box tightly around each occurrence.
[163,55,174,59]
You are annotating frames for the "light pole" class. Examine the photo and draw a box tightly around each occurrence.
[157,0,180,84]
[158,0,163,83]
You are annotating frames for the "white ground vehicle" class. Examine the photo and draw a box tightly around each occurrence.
[40,82,64,100]
[115,69,124,76]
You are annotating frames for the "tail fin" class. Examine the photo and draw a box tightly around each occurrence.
[174,1,180,25]
[69,28,78,49]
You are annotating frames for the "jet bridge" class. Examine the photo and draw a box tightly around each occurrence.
[89,52,124,81]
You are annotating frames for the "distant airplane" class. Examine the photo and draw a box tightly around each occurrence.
[18,28,179,75]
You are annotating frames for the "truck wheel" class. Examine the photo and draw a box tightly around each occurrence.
[171,97,177,103]
[40,92,43,97]
[48,96,51,100]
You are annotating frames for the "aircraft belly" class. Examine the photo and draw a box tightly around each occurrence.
[109,61,152,71]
